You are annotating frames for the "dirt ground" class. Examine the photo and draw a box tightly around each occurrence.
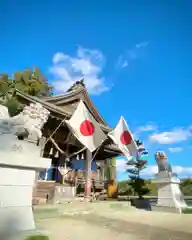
[34,202,192,240]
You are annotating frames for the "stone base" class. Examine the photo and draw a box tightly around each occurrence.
[0,206,35,238]
[0,139,51,233]
[153,172,187,210]
[0,167,36,232]
[152,205,182,214]
[53,185,76,203]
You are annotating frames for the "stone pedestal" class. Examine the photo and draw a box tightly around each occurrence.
[0,135,51,233]
[153,172,187,212]
[53,185,76,203]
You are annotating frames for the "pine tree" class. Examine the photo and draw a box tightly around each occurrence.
[127,140,150,199]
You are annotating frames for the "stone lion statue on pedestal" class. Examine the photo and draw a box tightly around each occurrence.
[0,103,50,142]
[155,151,172,173]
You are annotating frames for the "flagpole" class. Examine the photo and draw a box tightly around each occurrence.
[84,149,92,199]
[84,141,105,199]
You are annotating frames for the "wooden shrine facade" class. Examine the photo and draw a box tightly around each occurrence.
[14,82,121,187]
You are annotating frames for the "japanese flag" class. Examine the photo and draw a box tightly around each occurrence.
[108,116,138,159]
[65,100,106,152]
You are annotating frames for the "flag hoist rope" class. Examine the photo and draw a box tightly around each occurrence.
[42,117,86,158]
[44,118,66,146]
[49,135,86,158]
[43,117,105,160]
[91,139,106,162]
[40,118,66,156]
[41,116,106,185]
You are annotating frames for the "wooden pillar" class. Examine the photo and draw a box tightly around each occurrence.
[99,161,105,181]
[84,149,92,198]
[101,166,105,181]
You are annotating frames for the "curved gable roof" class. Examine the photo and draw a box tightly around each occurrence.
[41,86,108,127]
[14,88,111,132]
[14,88,121,155]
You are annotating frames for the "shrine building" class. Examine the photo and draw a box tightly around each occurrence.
[14,80,121,202]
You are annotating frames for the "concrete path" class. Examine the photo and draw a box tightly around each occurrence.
[35,201,192,240]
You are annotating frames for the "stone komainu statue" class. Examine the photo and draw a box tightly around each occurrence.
[0,103,50,142]
[155,151,172,173]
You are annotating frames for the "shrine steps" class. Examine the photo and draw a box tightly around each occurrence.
[33,180,76,205]
[33,180,56,204]
[32,179,106,205]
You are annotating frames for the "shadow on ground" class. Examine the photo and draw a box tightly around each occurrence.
[34,202,192,240]
[62,214,192,240]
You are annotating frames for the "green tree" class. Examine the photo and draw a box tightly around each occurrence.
[127,140,150,199]
[146,180,158,196]
[0,73,22,116]
[0,68,53,116]
[0,73,13,99]
[5,96,22,116]
[117,180,133,195]
[13,67,53,97]
[180,178,192,196]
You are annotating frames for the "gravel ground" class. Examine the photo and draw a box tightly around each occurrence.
[35,201,192,240]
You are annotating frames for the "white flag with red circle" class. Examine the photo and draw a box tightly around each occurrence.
[108,116,138,158]
[65,100,106,152]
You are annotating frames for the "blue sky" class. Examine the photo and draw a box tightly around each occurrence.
[1,0,192,179]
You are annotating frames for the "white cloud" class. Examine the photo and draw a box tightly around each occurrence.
[135,41,148,49]
[149,128,192,144]
[121,60,128,68]
[116,158,132,172]
[136,124,157,133]
[133,124,157,141]
[173,166,192,176]
[117,41,148,68]
[49,46,109,95]
[116,160,192,178]
[142,165,192,177]
[168,147,183,153]
[116,158,127,171]
[141,166,158,176]
[52,52,68,64]
[116,158,150,174]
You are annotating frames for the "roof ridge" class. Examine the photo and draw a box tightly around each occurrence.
[14,89,112,132]
[42,86,84,100]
